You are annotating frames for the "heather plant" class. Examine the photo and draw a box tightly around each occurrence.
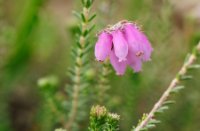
[1,0,200,131]
[39,0,96,130]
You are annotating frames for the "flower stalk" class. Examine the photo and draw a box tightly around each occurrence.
[97,60,111,104]
[133,41,200,131]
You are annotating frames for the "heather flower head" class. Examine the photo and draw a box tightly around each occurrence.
[90,105,107,118]
[95,20,153,75]
[108,113,120,121]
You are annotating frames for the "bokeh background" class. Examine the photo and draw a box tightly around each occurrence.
[0,0,200,131]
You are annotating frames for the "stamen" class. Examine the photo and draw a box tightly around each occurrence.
[136,51,144,57]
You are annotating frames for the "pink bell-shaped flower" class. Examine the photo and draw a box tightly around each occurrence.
[94,20,153,75]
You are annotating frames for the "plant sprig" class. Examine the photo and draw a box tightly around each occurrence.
[65,0,96,130]
[132,42,200,131]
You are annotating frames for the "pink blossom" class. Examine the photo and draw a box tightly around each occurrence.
[110,50,127,75]
[95,32,112,61]
[112,30,128,62]
[94,20,153,75]
[124,23,153,62]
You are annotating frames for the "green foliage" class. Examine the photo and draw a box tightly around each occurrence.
[38,75,59,96]
[0,0,45,130]
[5,0,45,78]
[37,75,64,130]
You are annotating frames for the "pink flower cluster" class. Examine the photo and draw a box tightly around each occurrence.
[95,21,153,75]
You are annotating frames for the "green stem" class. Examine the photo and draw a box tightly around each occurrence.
[97,60,110,104]
[65,1,95,130]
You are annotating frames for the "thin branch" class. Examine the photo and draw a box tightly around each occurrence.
[134,42,200,131]
[97,60,110,104]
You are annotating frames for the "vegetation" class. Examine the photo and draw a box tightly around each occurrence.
[0,0,200,131]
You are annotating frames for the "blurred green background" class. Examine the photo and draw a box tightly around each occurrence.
[0,0,200,131]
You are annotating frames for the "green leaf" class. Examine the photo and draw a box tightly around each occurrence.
[71,48,77,57]
[89,14,96,22]
[86,0,91,8]
[81,0,85,5]
[81,13,86,22]
[140,127,148,131]
[156,106,169,113]
[188,64,200,69]
[146,124,155,129]
[171,86,185,93]
[55,128,66,131]
[72,11,81,20]
[83,30,89,37]
[149,119,161,124]
[163,100,175,105]
[84,42,93,53]
[68,68,75,76]
[180,75,193,80]
[88,25,95,34]
[74,42,81,50]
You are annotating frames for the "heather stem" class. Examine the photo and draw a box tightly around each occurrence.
[134,42,200,131]
[96,0,115,104]
[65,1,94,130]
[97,60,110,104]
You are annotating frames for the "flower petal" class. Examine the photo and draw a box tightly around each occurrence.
[128,58,142,72]
[140,33,153,61]
[112,30,128,62]
[124,23,153,61]
[110,51,127,75]
[95,32,113,61]
[127,48,142,72]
